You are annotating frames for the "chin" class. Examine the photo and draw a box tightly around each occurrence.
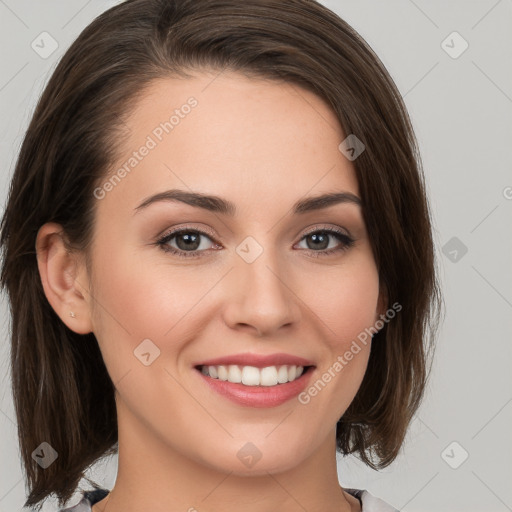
[192,434,312,477]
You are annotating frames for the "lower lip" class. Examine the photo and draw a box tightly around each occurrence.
[196,368,314,408]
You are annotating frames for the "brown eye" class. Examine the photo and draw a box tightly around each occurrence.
[157,229,218,259]
[296,228,355,257]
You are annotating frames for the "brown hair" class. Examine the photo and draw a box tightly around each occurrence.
[0,0,443,509]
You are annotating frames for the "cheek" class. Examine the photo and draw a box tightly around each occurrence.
[88,236,196,376]
[300,264,377,422]
[90,234,201,337]
[298,253,379,408]
[304,256,380,346]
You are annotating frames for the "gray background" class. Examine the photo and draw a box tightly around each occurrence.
[0,1,511,511]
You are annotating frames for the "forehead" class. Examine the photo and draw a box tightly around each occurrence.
[101,70,360,215]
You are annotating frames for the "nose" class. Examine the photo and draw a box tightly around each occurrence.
[222,248,301,337]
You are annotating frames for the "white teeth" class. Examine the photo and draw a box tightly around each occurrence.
[260,366,278,386]
[200,364,307,386]
[277,365,289,383]
[217,365,228,381]
[228,365,242,383]
[242,366,260,386]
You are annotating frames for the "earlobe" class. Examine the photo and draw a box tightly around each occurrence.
[35,223,93,335]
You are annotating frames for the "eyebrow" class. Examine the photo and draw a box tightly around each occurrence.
[134,189,362,216]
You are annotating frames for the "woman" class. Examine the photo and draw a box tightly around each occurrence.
[0,1,442,511]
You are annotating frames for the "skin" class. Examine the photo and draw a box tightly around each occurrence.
[36,70,387,512]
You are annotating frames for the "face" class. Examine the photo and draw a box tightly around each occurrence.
[73,71,384,475]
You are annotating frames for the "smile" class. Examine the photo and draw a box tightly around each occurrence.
[199,364,306,386]
[194,363,315,408]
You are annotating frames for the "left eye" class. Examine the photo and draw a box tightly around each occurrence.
[296,230,350,252]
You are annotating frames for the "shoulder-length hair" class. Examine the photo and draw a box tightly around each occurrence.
[0,0,443,509]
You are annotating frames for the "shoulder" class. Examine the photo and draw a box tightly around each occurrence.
[344,488,401,512]
[58,488,110,512]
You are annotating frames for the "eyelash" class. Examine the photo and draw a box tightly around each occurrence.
[155,225,355,259]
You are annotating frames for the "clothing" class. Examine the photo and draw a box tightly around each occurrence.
[59,487,400,511]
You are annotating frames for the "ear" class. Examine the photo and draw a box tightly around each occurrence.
[35,223,93,335]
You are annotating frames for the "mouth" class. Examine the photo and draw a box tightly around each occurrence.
[193,362,316,408]
[195,363,315,386]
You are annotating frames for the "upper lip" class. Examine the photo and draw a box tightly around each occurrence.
[195,352,315,369]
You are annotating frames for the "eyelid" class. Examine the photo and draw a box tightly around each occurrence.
[300,223,351,237]
[157,223,217,240]
[158,222,352,244]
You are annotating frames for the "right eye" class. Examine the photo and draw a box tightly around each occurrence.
[156,228,220,258]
